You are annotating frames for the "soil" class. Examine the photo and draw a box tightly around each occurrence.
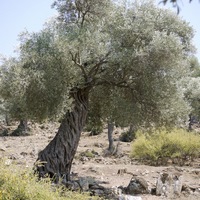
[0,122,200,200]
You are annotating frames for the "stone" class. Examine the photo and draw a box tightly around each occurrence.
[5,159,12,166]
[156,172,183,197]
[125,175,150,195]
[0,147,6,151]
[118,195,142,200]
[65,181,81,191]
[117,168,127,175]
[20,152,28,156]
[78,177,89,191]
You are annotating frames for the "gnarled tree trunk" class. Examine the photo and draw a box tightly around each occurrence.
[35,87,90,182]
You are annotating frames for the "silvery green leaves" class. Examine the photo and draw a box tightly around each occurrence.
[0,0,197,126]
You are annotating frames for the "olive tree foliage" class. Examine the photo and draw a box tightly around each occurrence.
[0,57,28,121]
[18,29,74,121]
[87,0,194,130]
[4,0,195,180]
[180,57,200,120]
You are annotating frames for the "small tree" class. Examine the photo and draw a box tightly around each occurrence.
[0,57,29,135]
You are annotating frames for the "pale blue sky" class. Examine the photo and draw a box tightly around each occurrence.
[0,0,56,57]
[0,0,199,60]
[157,0,200,61]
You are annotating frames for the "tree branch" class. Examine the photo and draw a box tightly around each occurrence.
[69,51,88,81]
[95,78,130,88]
[88,52,110,77]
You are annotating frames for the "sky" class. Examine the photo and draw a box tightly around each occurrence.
[0,0,56,58]
[0,0,199,61]
[157,0,200,61]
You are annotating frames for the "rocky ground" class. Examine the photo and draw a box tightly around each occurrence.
[0,122,200,199]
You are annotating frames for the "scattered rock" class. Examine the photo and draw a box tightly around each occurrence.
[89,184,115,199]
[156,172,183,197]
[117,168,127,175]
[65,181,80,191]
[87,167,98,174]
[182,183,193,195]
[20,152,28,156]
[8,154,17,160]
[94,143,104,148]
[0,147,6,151]
[125,175,150,195]
[191,169,200,176]
[80,156,89,163]
[95,157,104,163]
[78,177,90,191]
[118,195,142,200]
[113,187,143,200]
[140,170,149,176]
[39,125,45,129]
[5,159,12,166]
[0,129,9,136]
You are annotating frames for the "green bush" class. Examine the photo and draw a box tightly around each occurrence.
[0,159,98,200]
[80,149,96,158]
[119,131,136,142]
[85,122,103,136]
[85,115,103,136]
[130,128,200,165]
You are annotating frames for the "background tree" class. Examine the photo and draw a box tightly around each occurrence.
[0,57,30,135]
[3,0,195,182]
[179,57,200,129]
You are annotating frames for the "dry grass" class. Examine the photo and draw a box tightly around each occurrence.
[0,159,99,200]
[130,128,200,165]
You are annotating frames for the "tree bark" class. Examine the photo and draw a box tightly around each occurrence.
[5,114,10,126]
[108,121,114,151]
[18,119,28,131]
[35,87,90,182]
[129,124,134,134]
[188,114,192,131]
[11,119,28,136]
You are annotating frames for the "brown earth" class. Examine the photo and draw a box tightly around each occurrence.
[0,122,200,199]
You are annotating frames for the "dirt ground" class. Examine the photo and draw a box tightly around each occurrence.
[0,122,199,199]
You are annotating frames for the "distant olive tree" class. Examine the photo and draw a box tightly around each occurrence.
[180,57,200,129]
[0,57,29,135]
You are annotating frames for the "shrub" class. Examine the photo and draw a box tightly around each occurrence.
[85,116,103,136]
[119,131,136,142]
[85,123,103,136]
[130,128,200,165]
[80,149,96,158]
[0,159,98,200]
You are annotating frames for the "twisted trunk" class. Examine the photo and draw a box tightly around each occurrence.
[35,87,90,182]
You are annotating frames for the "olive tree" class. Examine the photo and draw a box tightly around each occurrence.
[179,57,200,129]
[12,0,195,182]
[0,57,30,134]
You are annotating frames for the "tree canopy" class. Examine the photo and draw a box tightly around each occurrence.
[0,0,196,125]
[32,1,194,122]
